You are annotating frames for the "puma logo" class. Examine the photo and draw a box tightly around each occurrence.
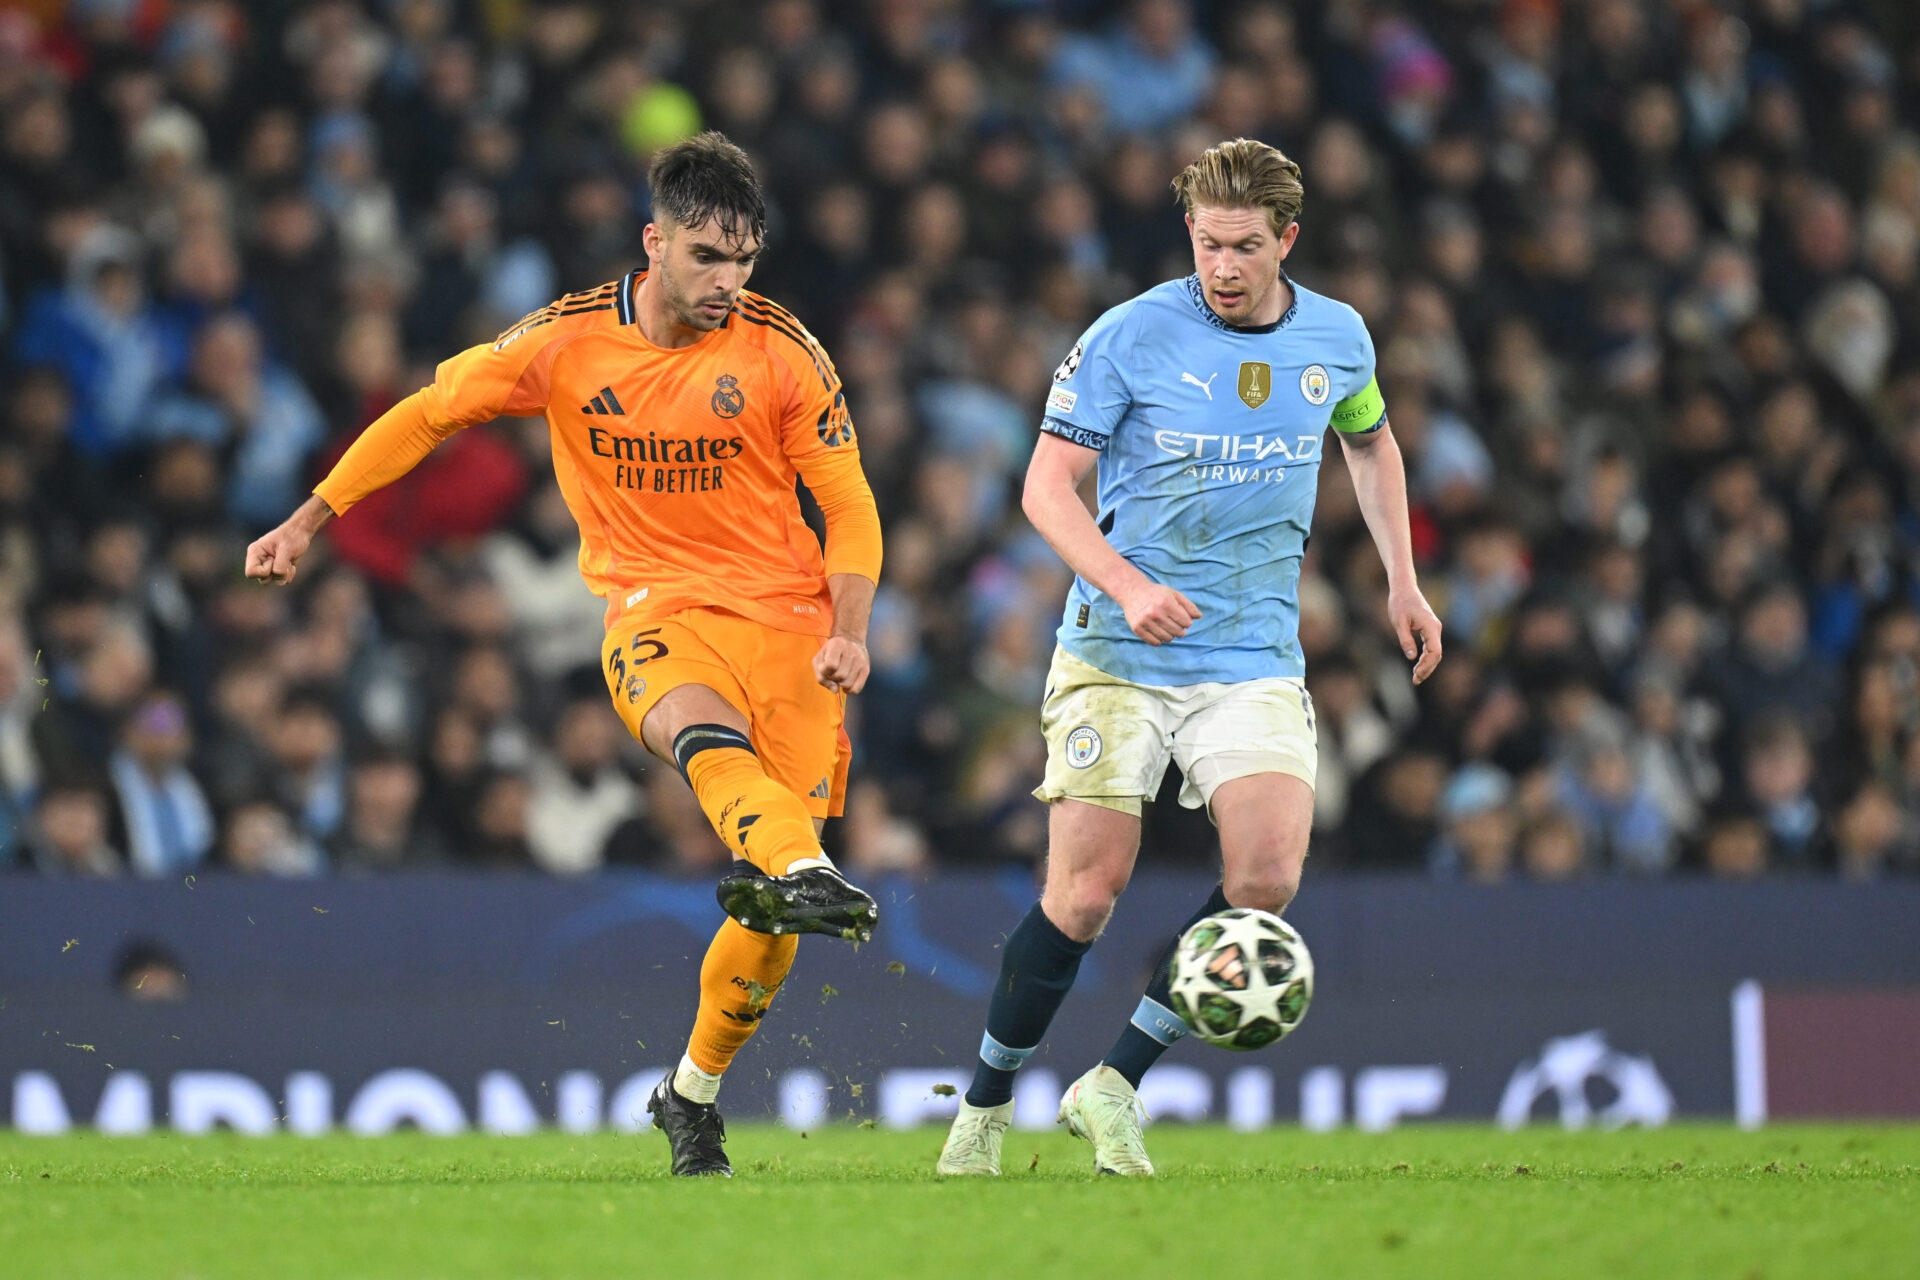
[1181,371,1218,400]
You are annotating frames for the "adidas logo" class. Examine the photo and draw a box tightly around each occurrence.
[809,777,831,800]
[581,386,626,415]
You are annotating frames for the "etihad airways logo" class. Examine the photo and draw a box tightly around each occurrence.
[1154,431,1321,463]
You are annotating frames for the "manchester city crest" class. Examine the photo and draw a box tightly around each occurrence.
[1065,725,1103,769]
[1300,364,1331,405]
[711,372,745,418]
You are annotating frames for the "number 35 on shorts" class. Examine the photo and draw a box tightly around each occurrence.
[607,627,671,704]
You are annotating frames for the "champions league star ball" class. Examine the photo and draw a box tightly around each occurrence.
[1166,908,1314,1050]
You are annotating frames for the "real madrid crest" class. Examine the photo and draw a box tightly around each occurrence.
[711,372,745,418]
[1300,364,1331,406]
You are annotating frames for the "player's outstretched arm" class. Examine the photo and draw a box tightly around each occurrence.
[242,327,550,587]
[1338,424,1443,684]
[1023,432,1199,646]
[244,494,336,585]
[240,387,458,587]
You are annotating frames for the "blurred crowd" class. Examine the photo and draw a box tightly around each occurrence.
[4,0,1920,884]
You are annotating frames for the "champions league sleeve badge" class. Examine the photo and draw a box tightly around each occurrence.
[1054,342,1083,383]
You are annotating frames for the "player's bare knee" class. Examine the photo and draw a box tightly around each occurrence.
[1224,861,1300,914]
[1076,874,1128,929]
[1043,872,1125,942]
[640,684,748,758]
[1057,895,1115,943]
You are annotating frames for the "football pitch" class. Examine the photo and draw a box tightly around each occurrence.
[4,1124,1915,1279]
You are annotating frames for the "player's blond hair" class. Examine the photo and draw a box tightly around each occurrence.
[1172,138,1304,237]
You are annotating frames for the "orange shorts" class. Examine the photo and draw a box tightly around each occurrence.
[602,606,850,819]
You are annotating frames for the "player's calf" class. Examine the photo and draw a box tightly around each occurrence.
[1099,885,1229,1088]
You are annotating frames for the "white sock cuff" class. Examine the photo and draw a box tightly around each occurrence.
[674,1053,723,1104]
[783,854,836,874]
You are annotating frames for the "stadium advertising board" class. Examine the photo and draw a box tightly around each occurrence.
[4,876,1916,1134]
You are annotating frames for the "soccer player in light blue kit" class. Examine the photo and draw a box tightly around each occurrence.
[939,139,1443,1175]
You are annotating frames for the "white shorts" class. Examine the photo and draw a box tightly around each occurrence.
[1032,646,1318,819]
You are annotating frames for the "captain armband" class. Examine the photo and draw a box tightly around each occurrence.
[1329,376,1387,435]
[1040,416,1109,451]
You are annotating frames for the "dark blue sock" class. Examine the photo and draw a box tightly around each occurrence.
[1101,884,1231,1089]
[964,903,1091,1108]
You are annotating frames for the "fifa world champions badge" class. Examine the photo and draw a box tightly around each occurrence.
[1238,360,1272,408]
[711,372,745,418]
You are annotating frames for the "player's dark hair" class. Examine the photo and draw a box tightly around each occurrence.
[647,131,765,245]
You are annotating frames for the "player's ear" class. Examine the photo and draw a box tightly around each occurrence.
[1278,221,1300,259]
[642,218,671,262]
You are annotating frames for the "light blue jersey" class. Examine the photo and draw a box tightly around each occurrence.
[1043,274,1385,686]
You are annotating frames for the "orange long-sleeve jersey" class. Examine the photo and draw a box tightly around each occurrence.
[315,273,882,637]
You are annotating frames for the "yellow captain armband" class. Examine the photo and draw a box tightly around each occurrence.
[1330,375,1387,434]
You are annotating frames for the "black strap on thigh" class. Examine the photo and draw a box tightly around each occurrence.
[671,723,755,780]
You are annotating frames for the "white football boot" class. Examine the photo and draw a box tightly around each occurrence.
[1058,1065,1154,1176]
[936,1098,1014,1175]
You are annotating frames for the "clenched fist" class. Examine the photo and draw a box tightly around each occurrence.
[243,496,333,585]
[813,636,870,693]
[1117,579,1202,646]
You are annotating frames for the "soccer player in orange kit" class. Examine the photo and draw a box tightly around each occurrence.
[244,134,881,1177]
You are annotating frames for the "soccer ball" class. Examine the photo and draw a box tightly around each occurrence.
[1166,908,1314,1050]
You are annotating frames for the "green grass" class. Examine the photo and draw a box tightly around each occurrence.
[3,1124,1916,1279]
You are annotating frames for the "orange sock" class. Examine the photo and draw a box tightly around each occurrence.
[686,918,800,1075]
[676,727,824,875]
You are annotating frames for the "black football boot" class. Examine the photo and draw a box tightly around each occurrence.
[647,1076,732,1177]
[716,863,878,942]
